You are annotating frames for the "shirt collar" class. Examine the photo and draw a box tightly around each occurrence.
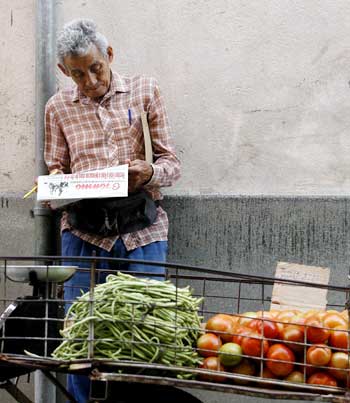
[71,71,130,104]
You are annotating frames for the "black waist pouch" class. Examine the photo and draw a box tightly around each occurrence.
[66,191,159,237]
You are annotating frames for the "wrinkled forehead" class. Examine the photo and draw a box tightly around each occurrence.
[63,44,106,68]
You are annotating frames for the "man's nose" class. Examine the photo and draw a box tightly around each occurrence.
[85,72,98,87]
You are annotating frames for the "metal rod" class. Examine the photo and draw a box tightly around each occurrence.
[88,252,96,359]
[2,255,345,291]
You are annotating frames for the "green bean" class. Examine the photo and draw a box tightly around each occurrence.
[52,272,202,378]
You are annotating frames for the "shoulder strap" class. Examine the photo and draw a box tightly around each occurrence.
[140,111,153,164]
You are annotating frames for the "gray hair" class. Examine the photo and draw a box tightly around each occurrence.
[57,19,109,64]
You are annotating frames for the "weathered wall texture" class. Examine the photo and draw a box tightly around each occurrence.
[0,0,35,194]
[2,1,350,195]
[59,0,350,196]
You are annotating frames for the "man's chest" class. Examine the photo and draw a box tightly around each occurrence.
[59,97,146,162]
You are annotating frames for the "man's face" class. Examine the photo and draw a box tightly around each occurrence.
[59,44,114,99]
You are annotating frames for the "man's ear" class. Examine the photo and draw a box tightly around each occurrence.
[107,46,114,64]
[58,63,70,77]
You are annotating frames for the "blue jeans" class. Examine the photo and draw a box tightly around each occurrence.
[61,231,168,403]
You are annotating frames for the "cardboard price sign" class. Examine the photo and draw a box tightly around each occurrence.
[270,262,330,311]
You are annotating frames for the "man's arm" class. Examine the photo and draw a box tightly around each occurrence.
[44,101,71,174]
[128,78,181,192]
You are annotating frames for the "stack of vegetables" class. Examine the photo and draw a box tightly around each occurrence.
[52,272,203,374]
[197,309,350,389]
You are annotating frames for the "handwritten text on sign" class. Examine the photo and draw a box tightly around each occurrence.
[37,165,128,200]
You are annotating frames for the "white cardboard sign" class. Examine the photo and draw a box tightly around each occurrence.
[37,165,128,201]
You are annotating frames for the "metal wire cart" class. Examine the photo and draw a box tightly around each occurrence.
[0,256,349,403]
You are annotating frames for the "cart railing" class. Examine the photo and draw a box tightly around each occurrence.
[0,256,349,403]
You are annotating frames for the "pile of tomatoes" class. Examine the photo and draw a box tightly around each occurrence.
[196,309,350,388]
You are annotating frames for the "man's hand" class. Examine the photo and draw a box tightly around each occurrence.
[40,169,60,209]
[126,159,153,193]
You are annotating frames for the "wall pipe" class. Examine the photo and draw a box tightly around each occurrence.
[34,0,58,402]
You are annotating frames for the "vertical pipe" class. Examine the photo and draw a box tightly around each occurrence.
[34,1,57,402]
[34,0,57,256]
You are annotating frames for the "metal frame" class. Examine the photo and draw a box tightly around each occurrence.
[0,256,349,402]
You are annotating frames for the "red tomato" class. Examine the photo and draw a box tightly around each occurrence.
[274,322,285,339]
[307,372,337,387]
[322,312,347,329]
[241,331,269,358]
[231,358,256,385]
[261,366,277,379]
[238,311,257,327]
[325,310,340,314]
[230,314,241,325]
[197,333,222,357]
[268,310,280,318]
[328,352,350,381]
[266,343,295,377]
[206,314,236,343]
[232,326,253,345]
[305,317,330,344]
[276,310,299,324]
[248,318,279,340]
[284,370,305,383]
[280,325,305,353]
[306,344,331,367]
[329,325,349,350]
[302,362,317,378]
[256,311,276,319]
[288,314,307,330]
[315,311,328,322]
[340,310,349,321]
[199,356,226,383]
[302,310,318,320]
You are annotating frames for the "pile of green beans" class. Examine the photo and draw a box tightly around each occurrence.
[52,272,203,373]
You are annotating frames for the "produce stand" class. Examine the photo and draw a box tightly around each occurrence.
[0,256,349,402]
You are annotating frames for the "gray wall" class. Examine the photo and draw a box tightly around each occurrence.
[165,196,350,286]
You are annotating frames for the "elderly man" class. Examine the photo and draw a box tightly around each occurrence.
[44,18,181,402]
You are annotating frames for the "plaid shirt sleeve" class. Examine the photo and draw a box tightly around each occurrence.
[44,99,71,174]
[144,78,181,189]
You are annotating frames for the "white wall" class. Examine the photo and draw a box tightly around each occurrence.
[3,0,350,196]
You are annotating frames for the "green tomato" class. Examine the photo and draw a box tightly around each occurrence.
[219,342,242,367]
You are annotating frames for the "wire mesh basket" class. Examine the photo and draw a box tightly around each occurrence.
[0,255,349,402]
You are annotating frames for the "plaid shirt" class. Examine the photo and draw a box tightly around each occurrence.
[44,71,180,251]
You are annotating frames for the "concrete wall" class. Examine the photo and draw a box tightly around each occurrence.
[3,1,350,195]
[1,1,350,402]
[0,0,35,194]
[59,0,350,196]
